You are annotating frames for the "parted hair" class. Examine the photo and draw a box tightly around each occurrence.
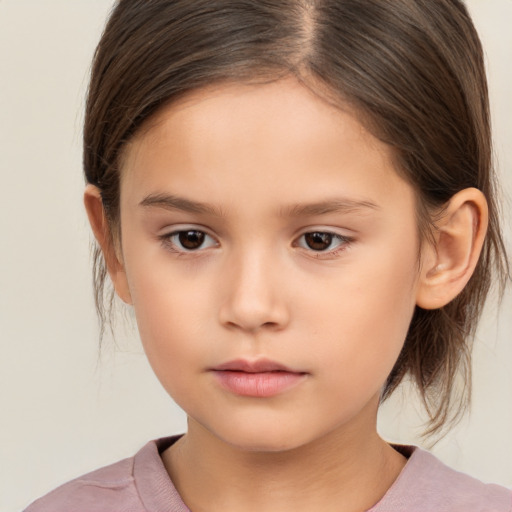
[84,0,509,436]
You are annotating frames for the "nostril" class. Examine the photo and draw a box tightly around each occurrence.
[217,264,290,332]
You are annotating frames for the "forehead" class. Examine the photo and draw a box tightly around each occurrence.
[120,77,415,218]
[136,77,350,136]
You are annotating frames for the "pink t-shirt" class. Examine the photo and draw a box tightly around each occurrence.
[25,436,511,512]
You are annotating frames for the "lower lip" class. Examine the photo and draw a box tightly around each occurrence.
[213,371,306,397]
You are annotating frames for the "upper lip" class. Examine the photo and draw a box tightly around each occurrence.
[212,358,303,373]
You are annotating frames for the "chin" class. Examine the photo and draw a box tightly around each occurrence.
[227,436,303,454]
[208,420,319,454]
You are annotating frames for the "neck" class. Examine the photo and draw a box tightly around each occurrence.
[162,403,406,512]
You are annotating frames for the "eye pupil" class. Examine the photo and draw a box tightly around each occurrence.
[179,230,205,250]
[305,232,332,251]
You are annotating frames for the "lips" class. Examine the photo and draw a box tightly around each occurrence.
[213,358,297,373]
[211,358,307,397]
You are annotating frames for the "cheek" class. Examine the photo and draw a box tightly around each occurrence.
[307,242,419,391]
[123,252,215,388]
[133,295,208,404]
[134,280,207,339]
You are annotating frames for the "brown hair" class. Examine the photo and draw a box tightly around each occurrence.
[84,0,509,436]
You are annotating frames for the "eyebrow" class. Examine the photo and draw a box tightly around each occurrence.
[281,198,380,217]
[139,193,379,217]
[139,193,224,216]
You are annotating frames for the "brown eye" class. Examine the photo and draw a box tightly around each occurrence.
[178,230,206,250]
[162,229,217,254]
[304,232,334,251]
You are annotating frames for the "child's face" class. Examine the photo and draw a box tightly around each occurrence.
[116,77,424,451]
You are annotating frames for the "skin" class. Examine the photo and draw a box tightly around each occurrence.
[85,77,488,512]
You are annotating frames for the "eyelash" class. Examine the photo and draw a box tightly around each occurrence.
[159,229,354,258]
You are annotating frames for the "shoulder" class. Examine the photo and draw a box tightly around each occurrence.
[371,446,512,512]
[24,437,186,512]
[24,453,139,512]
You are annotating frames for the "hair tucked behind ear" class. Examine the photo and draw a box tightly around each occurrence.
[84,0,509,436]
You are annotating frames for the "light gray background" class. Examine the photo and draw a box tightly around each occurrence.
[0,1,511,511]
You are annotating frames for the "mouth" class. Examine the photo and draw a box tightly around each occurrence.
[210,358,308,397]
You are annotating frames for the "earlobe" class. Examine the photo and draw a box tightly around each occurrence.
[83,184,132,305]
[416,188,488,310]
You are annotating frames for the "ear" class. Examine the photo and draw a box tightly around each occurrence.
[416,188,488,310]
[83,184,132,305]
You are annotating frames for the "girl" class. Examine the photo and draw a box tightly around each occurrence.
[25,0,510,510]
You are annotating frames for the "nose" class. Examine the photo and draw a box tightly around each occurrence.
[218,247,290,333]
